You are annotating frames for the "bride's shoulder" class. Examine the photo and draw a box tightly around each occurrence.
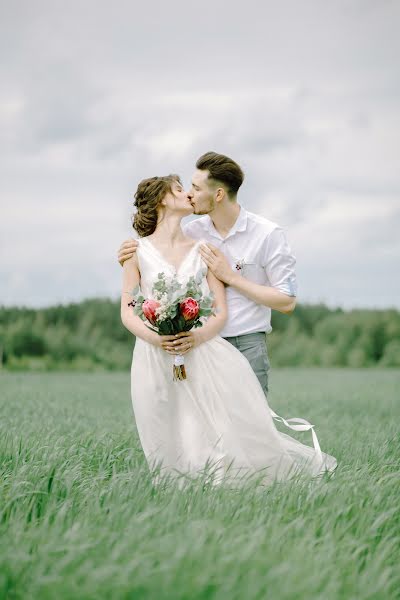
[188,236,206,248]
[135,236,152,250]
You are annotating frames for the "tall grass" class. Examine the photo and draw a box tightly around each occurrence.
[0,370,399,599]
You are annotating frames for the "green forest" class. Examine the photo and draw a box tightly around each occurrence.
[0,299,399,371]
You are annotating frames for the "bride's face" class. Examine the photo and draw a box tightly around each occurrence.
[162,181,194,216]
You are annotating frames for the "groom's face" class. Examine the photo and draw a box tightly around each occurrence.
[188,169,216,215]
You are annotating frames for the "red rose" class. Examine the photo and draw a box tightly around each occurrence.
[142,299,160,325]
[180,297,200,321]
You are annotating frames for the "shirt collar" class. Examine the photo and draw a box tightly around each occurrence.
[204,205,248,240]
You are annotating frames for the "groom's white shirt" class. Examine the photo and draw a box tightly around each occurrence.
[183,206,297,338]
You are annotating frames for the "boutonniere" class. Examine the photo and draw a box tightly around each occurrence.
[235,259,244,272]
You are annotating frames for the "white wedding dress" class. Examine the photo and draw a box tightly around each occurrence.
[131,237,337,488]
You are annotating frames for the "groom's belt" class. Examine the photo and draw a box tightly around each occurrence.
[222,331,266,343]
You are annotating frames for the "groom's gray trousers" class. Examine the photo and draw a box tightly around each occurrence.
[223,332,270,395]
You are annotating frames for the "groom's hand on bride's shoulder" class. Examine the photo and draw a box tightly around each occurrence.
[118,238,138,266]
[199,243,234,285]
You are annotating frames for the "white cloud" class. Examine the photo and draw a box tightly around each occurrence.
[1,0,399,309]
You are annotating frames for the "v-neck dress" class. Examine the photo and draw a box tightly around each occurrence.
[130,237,337,487]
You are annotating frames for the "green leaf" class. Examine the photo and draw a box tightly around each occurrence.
[158,320,172,335]
[177,316,187,331]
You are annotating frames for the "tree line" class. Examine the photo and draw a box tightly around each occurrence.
[0,299,399,371]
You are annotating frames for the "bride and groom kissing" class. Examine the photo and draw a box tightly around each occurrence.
[119,151,337,487]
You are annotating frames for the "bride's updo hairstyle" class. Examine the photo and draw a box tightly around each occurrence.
[132,174,182,237]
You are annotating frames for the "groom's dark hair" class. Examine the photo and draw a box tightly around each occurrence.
[196,151,244,198]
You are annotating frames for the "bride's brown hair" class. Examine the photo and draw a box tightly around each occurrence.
[132,174,182,238]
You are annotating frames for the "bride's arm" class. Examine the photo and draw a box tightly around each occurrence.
[120,255,165,347]
[166,268,228,355]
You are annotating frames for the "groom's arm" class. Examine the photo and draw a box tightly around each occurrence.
[199,228,297,315]
[220,275,296,314]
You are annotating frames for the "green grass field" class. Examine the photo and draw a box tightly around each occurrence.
[1,369,399,600]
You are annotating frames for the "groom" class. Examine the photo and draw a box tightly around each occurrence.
[118,151,297,395]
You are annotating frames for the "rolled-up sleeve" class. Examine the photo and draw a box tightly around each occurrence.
[263,227,297,297]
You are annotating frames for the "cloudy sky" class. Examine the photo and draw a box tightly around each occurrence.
[1,0,399,309]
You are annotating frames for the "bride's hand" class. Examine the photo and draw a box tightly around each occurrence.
[163,331,200,355]
[155,335,180,352]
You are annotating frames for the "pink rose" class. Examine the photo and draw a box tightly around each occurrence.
[180,297,200,321]
[142,299,160,325]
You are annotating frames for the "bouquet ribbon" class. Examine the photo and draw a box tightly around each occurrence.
[173,354,186,381]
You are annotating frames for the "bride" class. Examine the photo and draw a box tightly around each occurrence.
[121,174,337,488]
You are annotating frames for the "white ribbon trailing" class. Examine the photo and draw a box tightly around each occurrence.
[269,408,323,464]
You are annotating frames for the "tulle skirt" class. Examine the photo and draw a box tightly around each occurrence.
[131,335,337,488]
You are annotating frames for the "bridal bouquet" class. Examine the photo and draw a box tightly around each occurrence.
[129,269,215,381]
